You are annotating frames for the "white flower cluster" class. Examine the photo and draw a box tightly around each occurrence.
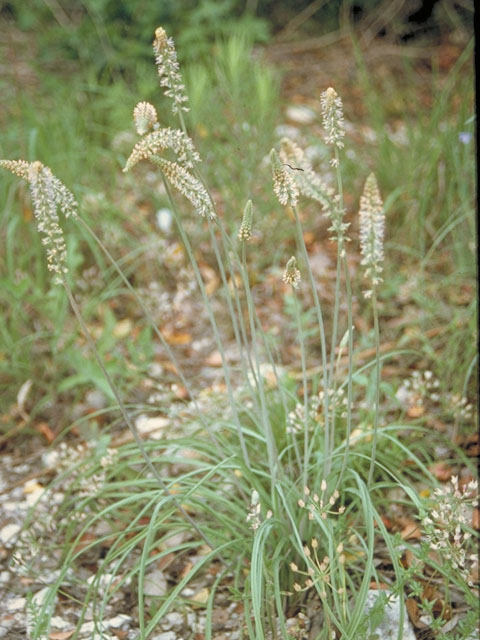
[422,476,478,586]
[11,441,117,580]
[0,160,78,284]
[320,87,345,150]
[396,371,474,423]
[358,172,384,297]
[298,483,345,521]
[153,27,189,114]
[396,370,441,407]
[287,387,349,435]
[449,393,474,423]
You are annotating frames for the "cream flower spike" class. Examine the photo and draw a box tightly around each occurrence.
[270,148,299,207]
[358,172,385,298]
[279,138,334,211]
[0,159,78,284]
[153,27,189,114]
[282,256,301,289]
[320,87,345,149]
[238,200,253,241]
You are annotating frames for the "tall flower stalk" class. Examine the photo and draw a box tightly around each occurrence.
[274,141,332,478]
[358,172,385,486]
[320,87,354,484]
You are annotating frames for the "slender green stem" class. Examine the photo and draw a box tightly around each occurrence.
[76,215,251,501]
[291,287,309,488]
[76,218,221,439]
[336,253,354,488]
[240,240,279,478]
[179,111,262,416]
[292,206,330,478]
[161,175,251,469]
[325,153,344,476]
[326,145,347,478]
[367,287,380,486]
[207,218,261,416]
[61,278,216,551]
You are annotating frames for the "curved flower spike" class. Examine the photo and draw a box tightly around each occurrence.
[0,159,78,284]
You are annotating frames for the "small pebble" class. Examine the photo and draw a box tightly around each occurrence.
[162,612,183,629]
[107,614,132,628]
[0,523,21,546]
[154,632,177,640]
[6,596,26,612]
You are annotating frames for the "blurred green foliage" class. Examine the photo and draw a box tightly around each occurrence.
[5,0,270,78]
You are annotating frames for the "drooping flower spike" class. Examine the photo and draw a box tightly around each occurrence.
[151,157,215,219]
[124,123,201,171]
[0,160,77,284]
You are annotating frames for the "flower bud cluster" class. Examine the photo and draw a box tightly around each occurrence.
[297,483,345,521]
[422,476,478,586]
[291,537,331,596]
[238,200,253,241]
[282,256,301,289]
[133,101,158,135]
[246,489,272,531]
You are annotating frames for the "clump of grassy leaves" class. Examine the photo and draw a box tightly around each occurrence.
[2,23,477,640]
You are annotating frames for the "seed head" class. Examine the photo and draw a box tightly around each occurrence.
[320,87,345,149]
[270,148,299,207]
[238,200,253,241]
[1,160,77,284]
[153,27,189,114]
[152,157,215,218]
[282,256,301,289]
[358,173,385,297]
